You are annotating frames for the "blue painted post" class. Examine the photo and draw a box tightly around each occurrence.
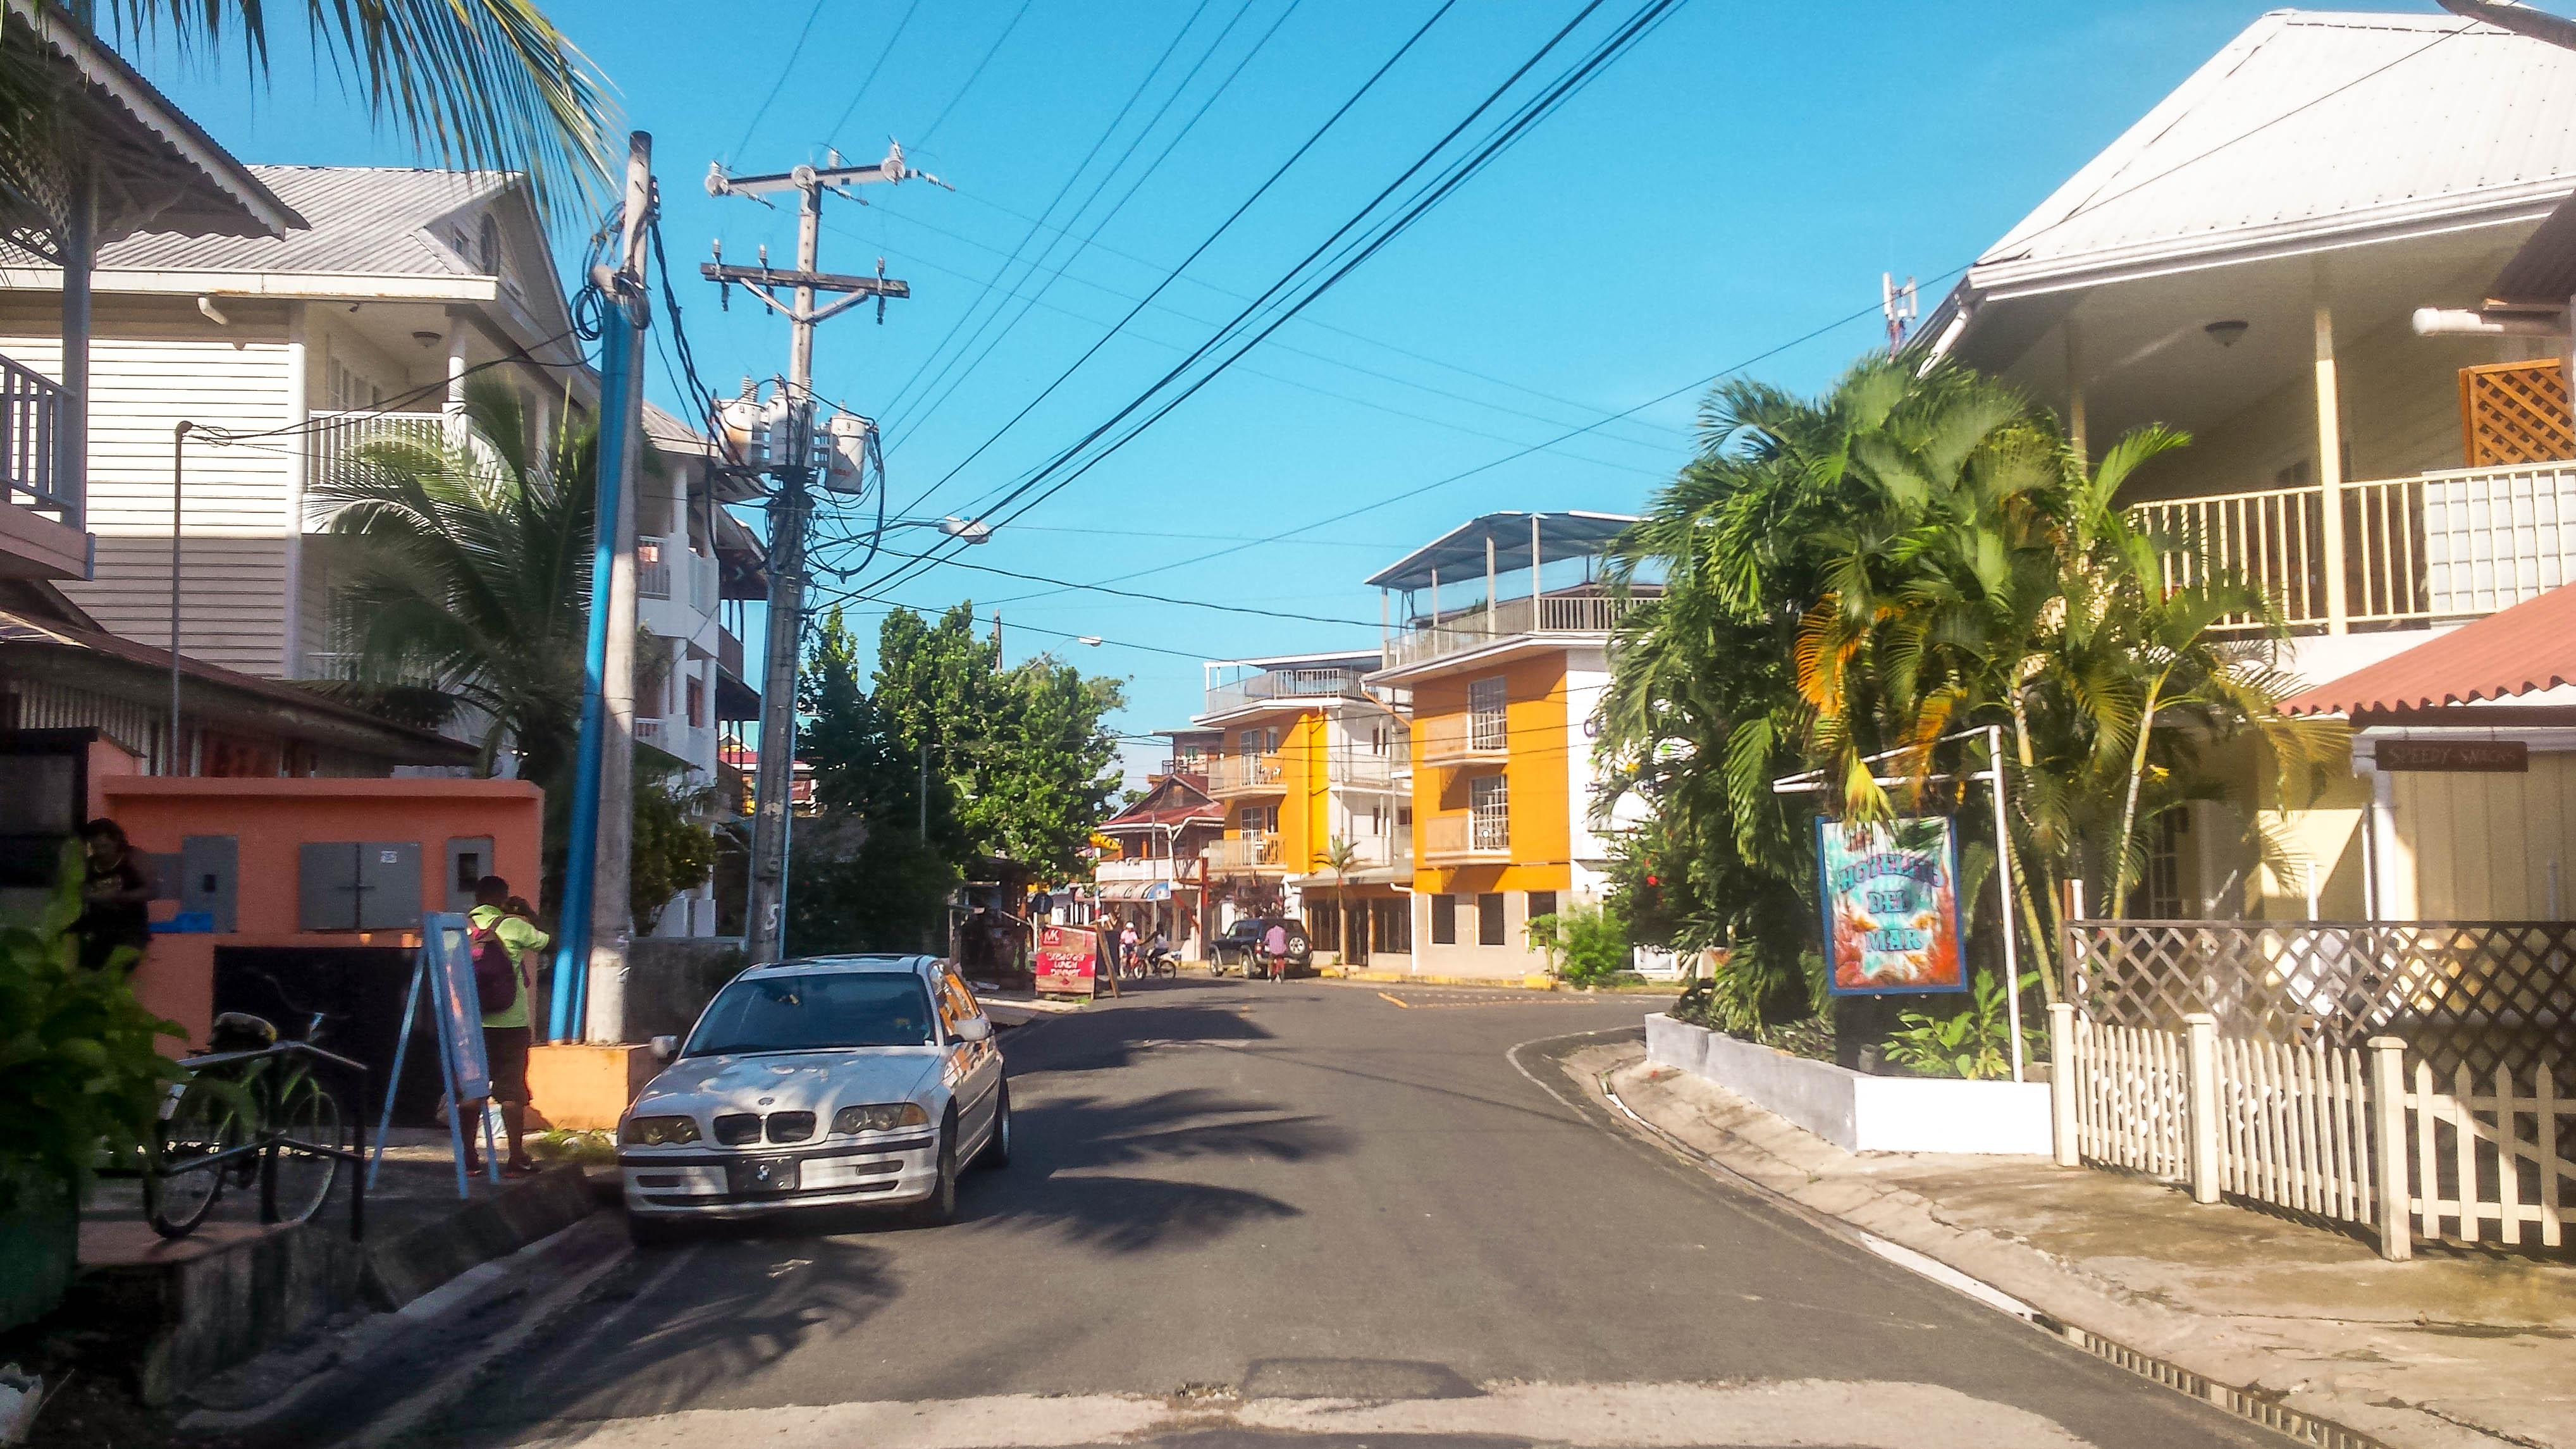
[546,306,636,1041]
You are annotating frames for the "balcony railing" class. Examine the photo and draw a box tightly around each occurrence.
[1204,835,1283,871]
[1303,833,1411,872]
[689,551,719,612]
[1,353,71,523]
[1383,591,1637,672]
[1203,665,1371,718]
[2136,462,2576,629]
[1205,753,1285,796]
[1417,712,1509,765]
[719,627,745,680]
[638,546,672,601]
[1328,749,1403,789]
[1096,856,1200,884]
[306,410,447,510]
[1423,810,1509,862]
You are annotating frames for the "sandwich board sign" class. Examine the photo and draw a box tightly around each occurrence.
[1033,924,1097,999]
[368,911,499,1195]
[1816,816,1967,996]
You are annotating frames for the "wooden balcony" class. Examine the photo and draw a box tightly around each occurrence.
[1204,835,1285,873]
[1422,811,1508,864]
[1417,712,1508,767]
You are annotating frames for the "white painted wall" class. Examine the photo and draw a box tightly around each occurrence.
[1644,1013,2052,1155]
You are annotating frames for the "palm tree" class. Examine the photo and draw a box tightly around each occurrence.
[1318,835,1363,965]
[309,378,596,792]
[13,1,608,221]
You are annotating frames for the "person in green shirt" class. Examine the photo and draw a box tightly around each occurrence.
[469,875,550,1178]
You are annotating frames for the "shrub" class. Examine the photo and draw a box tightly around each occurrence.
[1525,903,1629,985]
[0,845,187,1211]
[1883,970,2043,1080]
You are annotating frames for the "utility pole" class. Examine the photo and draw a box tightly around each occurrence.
[587,134,655,1044]
[546,132,654,1044]
[708,143,937,964]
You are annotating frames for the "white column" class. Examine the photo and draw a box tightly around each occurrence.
[280,303,309,678]
[2367,764,2403,920]
[2064,323,2088,464]
[443,311,469,448]
[2317,303,2350,634]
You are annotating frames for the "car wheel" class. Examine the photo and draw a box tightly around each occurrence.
[977,1081,1011,1169]
[628,1212,692,1249]
[910,1111,960,1226]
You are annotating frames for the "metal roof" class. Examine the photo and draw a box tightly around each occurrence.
[90,165,510,276]
[1365,510,1636,592]
[1959,11,2576,298]
[2279,584,2576,715]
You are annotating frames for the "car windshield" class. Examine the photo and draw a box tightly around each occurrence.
[684,972,936,1056]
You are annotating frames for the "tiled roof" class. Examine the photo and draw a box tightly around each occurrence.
[90,165,512,275]
[2280,583,2576,715]
[1969,11,2576,292]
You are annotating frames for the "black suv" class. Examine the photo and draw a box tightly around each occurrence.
[1209,918,1312,978]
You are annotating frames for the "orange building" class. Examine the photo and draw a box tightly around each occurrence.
[1194,652,1412,966]
[1367,512,1644,978]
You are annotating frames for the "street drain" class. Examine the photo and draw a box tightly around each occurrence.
[1596,1073,2398,1449]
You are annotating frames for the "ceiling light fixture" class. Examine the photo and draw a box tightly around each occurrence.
[2204,319,2250,348]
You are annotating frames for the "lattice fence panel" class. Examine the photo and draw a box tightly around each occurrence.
[2064,921,2576,1087]
[2461,359,2575,467]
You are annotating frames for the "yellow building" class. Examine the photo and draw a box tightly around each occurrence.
[1193,652,1412,966]
[1367,513,1642,978]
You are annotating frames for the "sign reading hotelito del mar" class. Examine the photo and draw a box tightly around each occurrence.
[1816,817,1966,996]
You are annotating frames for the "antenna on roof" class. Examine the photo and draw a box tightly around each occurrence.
[1883,273,1919,357]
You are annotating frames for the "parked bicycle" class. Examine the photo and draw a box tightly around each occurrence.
[143,1009,364,1238]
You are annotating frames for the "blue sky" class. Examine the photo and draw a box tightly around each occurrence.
[135,0,2426,777]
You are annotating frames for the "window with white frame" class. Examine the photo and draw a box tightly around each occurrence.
[1469,676,1507,750]
[1469,772,1508,851]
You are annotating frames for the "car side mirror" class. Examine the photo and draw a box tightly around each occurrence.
[954,1016,993,1044]
[650,1034,678,1061]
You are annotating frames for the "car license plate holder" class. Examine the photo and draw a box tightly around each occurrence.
[728,1155,800,1196]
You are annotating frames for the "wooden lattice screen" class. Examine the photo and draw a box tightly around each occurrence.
[2460,359,2575,466]
[2063,920,2576,1088]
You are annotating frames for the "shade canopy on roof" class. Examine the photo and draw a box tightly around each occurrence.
[0,4,303,257]
[1365,511,1636,592]
[2279,583,2576,716]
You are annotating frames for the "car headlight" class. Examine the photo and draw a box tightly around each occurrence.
[620,1114,701,1146]
[832,1102,930,1135]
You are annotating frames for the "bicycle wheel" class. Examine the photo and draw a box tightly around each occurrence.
[145,1080,234,1238]
[269,1073,347,1224]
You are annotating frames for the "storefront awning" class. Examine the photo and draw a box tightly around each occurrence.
[1099,880,1181,902]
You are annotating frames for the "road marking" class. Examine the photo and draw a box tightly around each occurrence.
[505,1379,2092,1448]
[1376,992,1412,1008]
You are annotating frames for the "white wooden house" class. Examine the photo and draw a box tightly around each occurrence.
[1921,9,2576,921]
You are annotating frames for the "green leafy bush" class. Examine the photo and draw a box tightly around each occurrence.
[0,846,187,1211]
[1524,903,1629,985]
[1883,970,2043,1081]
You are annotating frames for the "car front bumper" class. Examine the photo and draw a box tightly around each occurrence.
[619,1131,939,1217]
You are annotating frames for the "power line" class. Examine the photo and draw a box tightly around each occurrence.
[814,541,1379,627]
[823,0,929,146]
[868,0,1682,601]
[882,0,1302,448]
[732,0,832,159]
[917,0,1037,146]
[874,3,1221,428]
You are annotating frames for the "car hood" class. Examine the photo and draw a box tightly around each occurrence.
[634,1048,943,1118]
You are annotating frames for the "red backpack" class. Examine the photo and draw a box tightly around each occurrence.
[470,920,519,1014]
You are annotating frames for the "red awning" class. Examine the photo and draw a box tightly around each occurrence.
[2278,584,2576,716]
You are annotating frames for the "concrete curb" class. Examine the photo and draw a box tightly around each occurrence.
[362,1164,602,1308]
[1574,1042,2573,1449]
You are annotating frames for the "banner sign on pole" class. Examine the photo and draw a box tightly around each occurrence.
[1816,816,1966,996]
[1033,924,1097,999]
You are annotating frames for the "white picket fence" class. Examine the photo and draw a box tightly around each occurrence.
[2050,1006,2570,1258]
[2403,1061,2567,1250]
[2067,1019,2190,1180]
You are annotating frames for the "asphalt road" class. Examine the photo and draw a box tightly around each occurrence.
[401,975,2287,1449]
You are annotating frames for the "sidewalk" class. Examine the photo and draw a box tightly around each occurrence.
[1575,1042,2576,1449]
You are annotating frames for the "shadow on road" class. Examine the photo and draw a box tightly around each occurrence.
[1010,996,1278,1076]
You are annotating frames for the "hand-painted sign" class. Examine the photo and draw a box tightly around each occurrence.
[1816,817,1966,996]
[1033,924,1097,999]
[2376,739,2527,772]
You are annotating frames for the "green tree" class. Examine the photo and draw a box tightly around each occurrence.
[1601,355,2341,1044]
[630,764,719,935]
[50,2,608,220]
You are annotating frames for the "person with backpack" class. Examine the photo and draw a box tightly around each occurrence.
[469,874,549,1178]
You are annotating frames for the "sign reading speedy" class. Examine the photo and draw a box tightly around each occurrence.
[1816,817,1966,996]
[1033,925,1097,999]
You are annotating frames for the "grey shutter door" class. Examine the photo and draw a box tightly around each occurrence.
[180,835,238,933]
[300,842,359,931]
[358,842,423,930]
